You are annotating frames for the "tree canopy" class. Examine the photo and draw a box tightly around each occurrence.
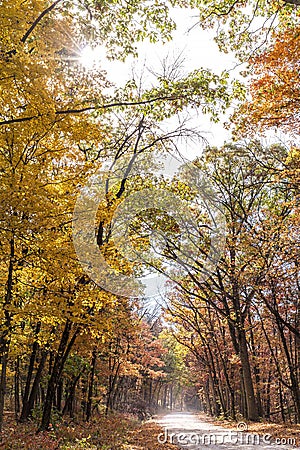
[1,0,300,443]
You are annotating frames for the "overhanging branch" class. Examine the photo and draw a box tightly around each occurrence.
[21,0,63,44]
[0,96,176,127]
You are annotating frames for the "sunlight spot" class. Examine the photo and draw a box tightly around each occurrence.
[79,46,106,69]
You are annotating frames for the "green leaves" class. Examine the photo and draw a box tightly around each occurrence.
[78,0,176,60]
[106,67,244,122]
[192,0,300,61]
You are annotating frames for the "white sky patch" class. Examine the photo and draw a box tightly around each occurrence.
[78,7,240,152]
[79,46,108,70]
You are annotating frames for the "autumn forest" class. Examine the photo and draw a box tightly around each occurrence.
[1,0,300,448]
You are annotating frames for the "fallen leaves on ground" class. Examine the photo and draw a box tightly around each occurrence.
[124,421,178,450]
[0,414,179,450]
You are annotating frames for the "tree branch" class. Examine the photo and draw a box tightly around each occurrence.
[0,96,176,126]
[283,0,300,5]
[21,0,63,44]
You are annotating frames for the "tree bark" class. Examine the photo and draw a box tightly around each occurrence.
[0,352,8,433]
[238,327,259,421]
[25,351,48,420]
[86,350,97,421]
[0,236,15,432]
[277,320,300,422]
[39,320,79,431]
[20,322,41,422]
[14,357,20,419]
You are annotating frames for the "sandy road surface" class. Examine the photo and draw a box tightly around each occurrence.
[156,412,299,449]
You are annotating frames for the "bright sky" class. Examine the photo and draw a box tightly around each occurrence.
[80,7,239,155]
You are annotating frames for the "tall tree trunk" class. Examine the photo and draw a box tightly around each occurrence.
[277,321,300,422]
[238,327,259,421]
[170,384,173,411]
[248,314,263,417]
[0,236,14,432]
[227,249,258,421]
[25,351,48,420]
[63,370,84,417]
[39,320,79,431]
[265,371,272,419]
[20,322,41,422]
[86,350,97,422]
[208,373,220,416]
[57,380,63,412]
[0,352,8,433]
[14,357,20,419]
[204,379,212,416]
[105,359,121,415]
[278,381,285,422]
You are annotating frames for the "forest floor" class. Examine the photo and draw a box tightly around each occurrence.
[0,412,178,450]
[0,411,299,449]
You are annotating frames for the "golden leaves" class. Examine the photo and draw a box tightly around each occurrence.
[232,26,300,137]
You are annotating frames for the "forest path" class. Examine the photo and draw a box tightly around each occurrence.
[156,412,299,449]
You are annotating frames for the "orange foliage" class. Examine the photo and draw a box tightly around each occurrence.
[233,27,300,136]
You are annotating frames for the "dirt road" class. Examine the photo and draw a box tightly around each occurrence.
[156,412,299,449]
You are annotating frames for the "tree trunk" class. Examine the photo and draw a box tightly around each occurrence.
[39,320,79,431]
[238,327,259,421]
[277,320,300,422]
[105,360,121,415]
[57,380,63,412]
[265,371,271,419]
[170,384,173,411]
[209,373,220,416]
[20,323,41,422]
[25,351,48,420]
[0,352,8,432]
[86,350,97,421]
[63,371,83,417]
[278,381,285,422]
[248,313,263,417]
[204,379,212,416]
[14,357,20,419]
[0,236,15,432]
